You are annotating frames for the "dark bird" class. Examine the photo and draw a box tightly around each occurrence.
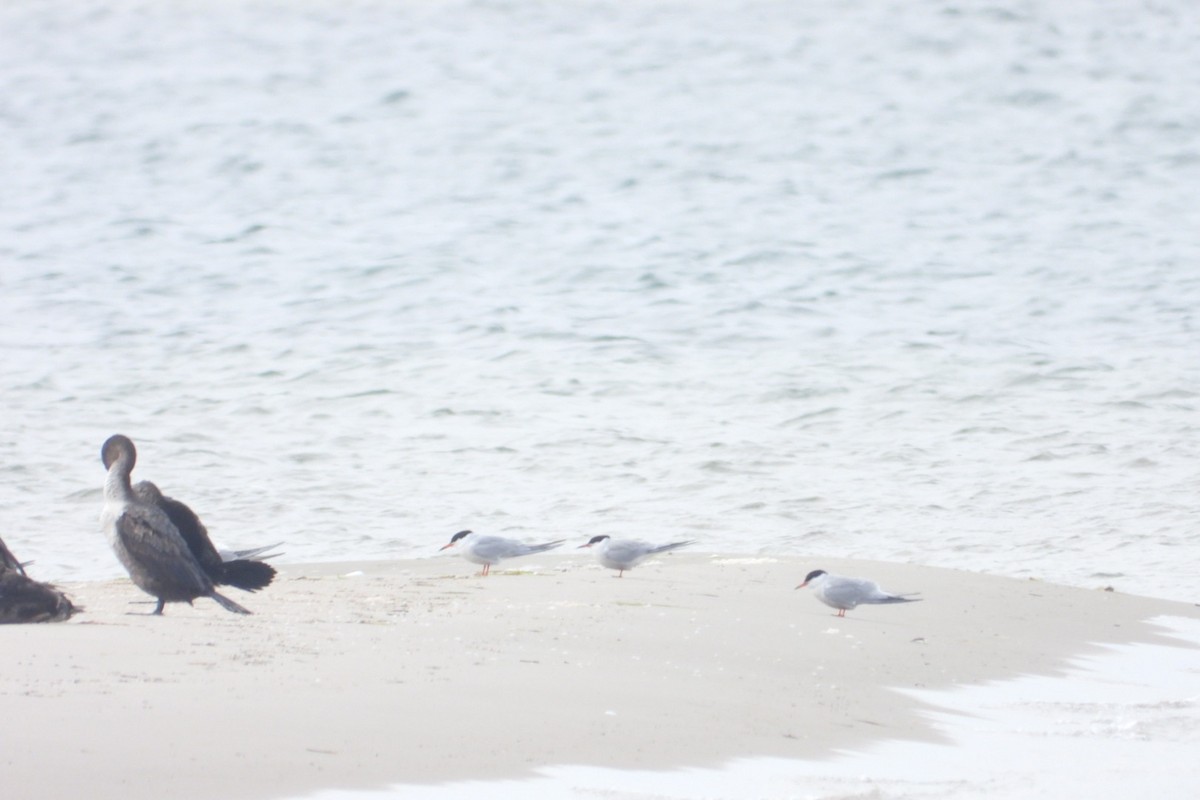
[133,480,276,593]
[0,535,79,624]
[100,434,251,616]
[0,535,24,575]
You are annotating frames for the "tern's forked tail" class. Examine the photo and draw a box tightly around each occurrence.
[876,593,922,604]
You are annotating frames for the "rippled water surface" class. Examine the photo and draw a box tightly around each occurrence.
[1,1,1197,599]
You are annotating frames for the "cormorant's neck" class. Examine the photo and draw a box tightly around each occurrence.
[104,457,134,502]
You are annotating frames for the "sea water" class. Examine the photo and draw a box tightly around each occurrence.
[1,0,1197,599]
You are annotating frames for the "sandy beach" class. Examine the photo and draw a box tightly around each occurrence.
[2,553,1196,800]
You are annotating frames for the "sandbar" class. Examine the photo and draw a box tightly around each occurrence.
[2,554,1196,800]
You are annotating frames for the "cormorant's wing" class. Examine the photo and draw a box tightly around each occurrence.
[0,535,26,576]
[115,507,212,595]
[134,482,224,574]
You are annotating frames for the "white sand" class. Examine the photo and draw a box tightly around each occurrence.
[2,554,1196,800]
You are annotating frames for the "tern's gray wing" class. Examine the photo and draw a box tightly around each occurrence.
[604,540,655,566]
[820,576,883,609]
[826,575,919,607]
[866,588,921,604]
[479,536,564,558]
[524,539,564,555]
[647,540,694,555]
[221,543,284,562]
[470,536,530,560]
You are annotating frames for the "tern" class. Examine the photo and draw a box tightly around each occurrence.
[795,569,920,617]
[439,530,565,575]
[578,535,695,577]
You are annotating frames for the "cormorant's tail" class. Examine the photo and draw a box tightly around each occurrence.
[649,540,696,555]
[209,590,252,615]
[528,540,566,554]
[218,560,277,592]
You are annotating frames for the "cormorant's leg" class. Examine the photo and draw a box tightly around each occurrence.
[152,599,166,615]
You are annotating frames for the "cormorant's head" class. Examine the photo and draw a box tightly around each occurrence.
[101,434,136,470]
